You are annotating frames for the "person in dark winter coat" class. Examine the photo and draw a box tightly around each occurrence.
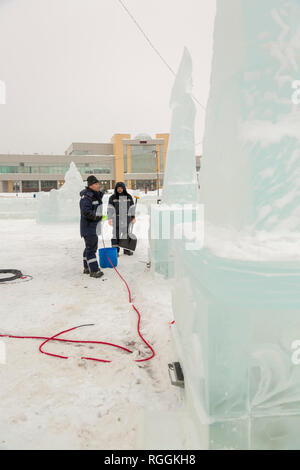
[107,182,136,255]
[80,175,104,278]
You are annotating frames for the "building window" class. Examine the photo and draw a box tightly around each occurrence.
[0,164,111,176]
[0,166,19,173]
[39,165,68,174]
[132,179,157,191]
[130,145,157,173]
[82,166,111,175]
[70,151,89,155]
[22,181,39,192]
[13,182,21,192]
[41,181,58,191]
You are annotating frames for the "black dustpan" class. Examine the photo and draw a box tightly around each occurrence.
[118,224,137,252]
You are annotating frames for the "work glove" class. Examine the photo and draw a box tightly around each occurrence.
[95,215,108,222]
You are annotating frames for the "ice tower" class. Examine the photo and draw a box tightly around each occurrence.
[163,47,198,205]
[169,0,300,450]
[201,0,300,233]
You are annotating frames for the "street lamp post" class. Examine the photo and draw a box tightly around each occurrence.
[152,149,160,199]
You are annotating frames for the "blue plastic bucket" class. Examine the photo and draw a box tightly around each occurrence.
[99,247,118,269]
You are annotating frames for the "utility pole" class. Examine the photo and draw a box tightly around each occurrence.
[152,149,159,198]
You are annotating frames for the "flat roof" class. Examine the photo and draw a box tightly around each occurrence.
[122,139,165,146]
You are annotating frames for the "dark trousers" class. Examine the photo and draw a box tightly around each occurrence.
[111,224,131,254]
[83,235,99,272]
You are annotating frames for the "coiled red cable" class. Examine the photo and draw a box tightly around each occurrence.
[0,254,155,364]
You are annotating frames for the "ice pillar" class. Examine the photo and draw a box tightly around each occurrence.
[163,47,198,205]
[149,48,200,278]
[201,0,300,232]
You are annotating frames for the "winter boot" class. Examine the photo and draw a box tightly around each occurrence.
[90,269,104,279]
[124,249,133,256]
[83,268,90,274]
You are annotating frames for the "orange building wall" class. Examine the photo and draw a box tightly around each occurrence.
[111,134,131,184]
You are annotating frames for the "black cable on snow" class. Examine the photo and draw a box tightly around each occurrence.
[0,269,23,283]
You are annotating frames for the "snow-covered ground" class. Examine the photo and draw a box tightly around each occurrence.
[0,215,182,450]
[0,193,37,198]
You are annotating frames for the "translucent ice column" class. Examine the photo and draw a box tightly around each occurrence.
[201,0,300,233]
[149,48,199,278]
[170,0,300,450]
[163,47,198,205]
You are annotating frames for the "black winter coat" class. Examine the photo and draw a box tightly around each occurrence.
[107,182,135,228]
[80,187,104,237]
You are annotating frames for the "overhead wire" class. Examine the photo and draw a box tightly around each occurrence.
[116,0,206,112]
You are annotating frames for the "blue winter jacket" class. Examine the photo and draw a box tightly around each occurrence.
[80,187,104,237]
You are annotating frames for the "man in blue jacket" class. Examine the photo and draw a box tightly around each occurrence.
[80,175,104,278]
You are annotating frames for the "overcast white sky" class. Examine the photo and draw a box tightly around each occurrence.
[0,0,216,155]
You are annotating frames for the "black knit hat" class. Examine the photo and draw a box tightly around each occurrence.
[87,175,100,186]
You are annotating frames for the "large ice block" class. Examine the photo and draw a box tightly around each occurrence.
[201,0,300,233]
[169,0,300,450]
[149,48,199,278]
[172,242,300,449]
[0,197,37,219]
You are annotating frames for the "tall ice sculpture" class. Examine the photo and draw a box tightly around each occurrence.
[149,48,200,278]
[163,47,198,205]
[170,0,300,450]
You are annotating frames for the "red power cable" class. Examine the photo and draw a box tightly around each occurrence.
[0,253,155,364]
[0,328,133,360]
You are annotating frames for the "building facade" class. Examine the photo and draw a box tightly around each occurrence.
[110,133,169,191]
[0,133,201,193]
